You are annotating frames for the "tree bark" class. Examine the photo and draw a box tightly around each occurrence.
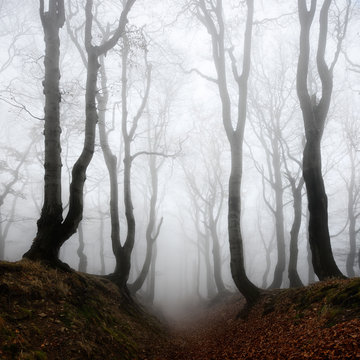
[96,54,123,279]
[195,0,260,304]
[130,153,163,293]
[146,241,157,304]
[106,32,151,289]
[288,179,304,288]
[77,222,87,272]
[268,140,286,289]
[346,149,357,277]
[23,0,66,265]
[296,0,348,280]
[228,140,260,303]
[208,197,226,293]
[99,211,106,276]
[306,210,316,284]
[24,0,135,267]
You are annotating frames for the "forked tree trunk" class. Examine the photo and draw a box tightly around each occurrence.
[24,39,100,266]
[130,154,163,294]
[195,0,260,304]
[227,1,260,304]
[296,0,348,280]
[107,33,151,289]
[24,0,135,267]
[96,55,123,281]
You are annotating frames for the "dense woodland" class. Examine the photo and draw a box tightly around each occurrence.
[0,0,360,352]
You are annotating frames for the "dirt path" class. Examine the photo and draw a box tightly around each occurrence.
[145,290,360,360]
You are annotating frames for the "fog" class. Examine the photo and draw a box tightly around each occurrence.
[0,0,359,319]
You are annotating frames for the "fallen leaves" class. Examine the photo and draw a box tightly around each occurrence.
[146,282,360,360]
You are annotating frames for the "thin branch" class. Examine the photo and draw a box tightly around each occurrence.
[0,95,44,121]
[151,216,164,242]
[130,150,178,163]
[181,64,218,84]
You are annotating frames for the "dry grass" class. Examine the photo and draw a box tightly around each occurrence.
[0,260,166,360]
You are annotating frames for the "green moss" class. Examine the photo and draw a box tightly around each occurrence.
[59,305,74,327]
[18,307,33,320]
[327,279,360,308]
[294,279,360,327]
[78,303,100,323]
[20,350,48,360]
[102,324,138,359]
[33,350,47,360]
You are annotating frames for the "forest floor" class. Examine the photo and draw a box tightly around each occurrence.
[1,260,360,359]
[147,280,360,359]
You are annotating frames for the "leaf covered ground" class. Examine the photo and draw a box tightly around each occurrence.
[148,279,360,360]
[1,260,360,359]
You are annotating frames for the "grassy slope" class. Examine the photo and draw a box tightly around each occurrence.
[0,260,166,360]
[1,260,360,359]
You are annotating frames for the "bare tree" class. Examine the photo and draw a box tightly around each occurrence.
[183,157,226,296]
[282,143,305,288]
[248,60,296,289]
[342,117,360,276]
[296,0,350,280]
[129,104,169,294]
[191,0,260,304]
[23,0,136,268]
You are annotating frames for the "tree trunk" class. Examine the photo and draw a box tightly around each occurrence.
[24,47,100,266]
[261,248,271,289]
[130,155,162,293]
[306,210,316,283]
[146,242,157,304]
[97,56,123,277]
[209,212,226,293]
[195,0,260,304]
[269,141,286,289]
[23,1,65,265]
[0,215,4,260]
[77,222,87,272]
[107,32,150,289]
[346,155,356,277]
[196,231,201,299]
[24,0,134,267]
[288,180,304,288]
[99,212,106,275]
[228,140,260,303]
[296,0,348,280]
[303,138,343,279]
[204,227,216,298]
